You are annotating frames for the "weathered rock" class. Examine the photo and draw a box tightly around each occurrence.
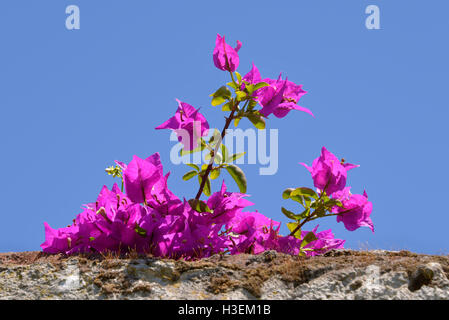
[0,250,448,300]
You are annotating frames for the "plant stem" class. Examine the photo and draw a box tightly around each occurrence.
[289,189,327,237]
[194,100,239,200]
[300,211,345,225]
[229,71,237,86]
[288,203,351,237]
[289,214,312,237]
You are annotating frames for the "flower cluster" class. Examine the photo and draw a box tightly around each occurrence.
[41,34,372,259]
[41,153,344,258]
[241,63,313,119]
[300,147,374,233]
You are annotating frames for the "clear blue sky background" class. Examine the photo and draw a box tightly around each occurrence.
[0,1,448,254]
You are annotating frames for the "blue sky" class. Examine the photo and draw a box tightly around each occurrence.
[0,1,448,254]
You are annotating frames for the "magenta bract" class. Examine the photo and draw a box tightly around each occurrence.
[300,147,358,195]
[257,75,313,119]
[155,99,209,151]
[241,63,263,94]
[332,188,374,233]
[213,34,242,72]
[302,226,346,256]
[206,181,254,224]
[276,226,345,257]
[123,155,162,204]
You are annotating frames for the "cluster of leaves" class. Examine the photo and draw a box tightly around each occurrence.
[280,147,374,248]
[210,74,269,130]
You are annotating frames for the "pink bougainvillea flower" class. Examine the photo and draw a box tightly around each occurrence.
[149,173,184,215]
[123,155,162,204]
[257,75,313,119]
[155,99,209,151]
[241,63,263,93]
[213,34,242,72]
[276,226,345,257]
[206,181,254,224]
[77,183,151,253]
[302,226,346,256]
[227,210,280,235]
[139,152,183,215]
[300,147,359,195]
[332,188,374,233]
[40,222,80,254]
[242,63,261,85]
[226,210,281,254]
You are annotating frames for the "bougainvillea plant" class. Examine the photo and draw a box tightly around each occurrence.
[41,34,373,259]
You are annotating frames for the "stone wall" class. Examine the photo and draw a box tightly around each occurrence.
[0,250,448,299]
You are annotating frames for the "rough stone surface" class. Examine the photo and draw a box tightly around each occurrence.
[0,250,448,300]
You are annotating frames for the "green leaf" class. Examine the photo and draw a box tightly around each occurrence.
[212,96,226,106]
[135,224,147,237]
[180,141,205,156]
[214,152,223,164]
[222,102,232,111]
[301,231,317,248]
[253,82,269,91]
[298,248,314,257]
[287,222,301,239]
[314,205,326,218]
[245,84,254,94]
[282,188,295,199]
[210,168,221,180]
[209,129,221,147]
[286,222,298,233]
[281,207,298,220]
[198,175,212,197]
[246,112,266,130]
[205,152,222,164]
[210,85,232,106]
[288,193,306,207]
[227,152,245,163]
[290,187,319,200]
[246,82,269,95]
[221,144,229,163]
[225,164,247,193]
[186,163,200,171]
[227,82,239,90]
[324,198,343,208]
[298,207,311,220]
[182,170,198,181]
[236,90,247,101]
[204,177,211,196]
[320,193,330,203]
[234,117,241,127]
[210,85,231,99]
[201,164,208,172]
[188,199,212,213]
[302,196,312,208]
[248,100,258,109]
[235,72,242,85]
